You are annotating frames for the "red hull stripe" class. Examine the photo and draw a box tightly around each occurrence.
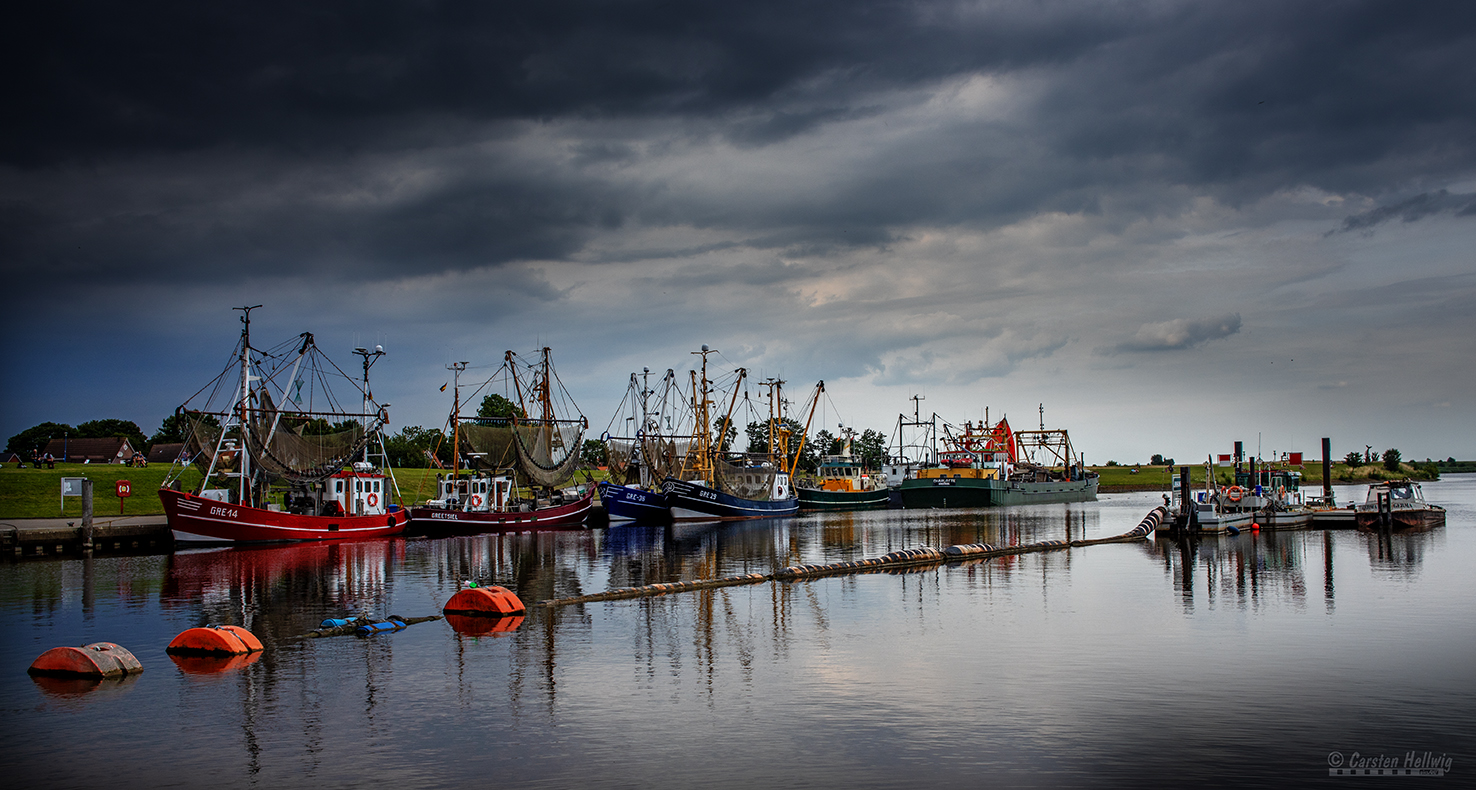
[159,488,405,543]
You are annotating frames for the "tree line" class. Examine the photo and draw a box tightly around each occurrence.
[8,394,894,473]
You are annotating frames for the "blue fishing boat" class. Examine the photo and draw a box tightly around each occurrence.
[598,368,679,525]
[658,348,820,521]
[598,481,670,524]
[663,475,798,520]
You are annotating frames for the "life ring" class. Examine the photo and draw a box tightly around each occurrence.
[366,492,379,507]
[1276,485,1286,498]
[470,494,483,507]
[1226,486,1244,502]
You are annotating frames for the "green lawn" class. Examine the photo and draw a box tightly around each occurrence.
[0,463,203,519]
[0,463,610,519]
[1091,461,1435,491]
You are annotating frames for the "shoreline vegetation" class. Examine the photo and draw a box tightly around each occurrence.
[0,460,1455,520]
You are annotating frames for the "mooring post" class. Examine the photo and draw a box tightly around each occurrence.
[1179,464,1193,530]
[1321,438,1333,503]
[81,479,94,550]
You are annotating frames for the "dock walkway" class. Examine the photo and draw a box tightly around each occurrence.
[1,516,171,557]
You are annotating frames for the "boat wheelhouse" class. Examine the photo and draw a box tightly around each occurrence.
[1354,480,1445,530]
[796,448,891,510]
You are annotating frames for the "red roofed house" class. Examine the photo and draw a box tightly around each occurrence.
[44,437,135,464]
[147,442,189,465]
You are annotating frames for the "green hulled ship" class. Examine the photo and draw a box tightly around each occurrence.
[897,415,1098,509]
[796,442,891,511]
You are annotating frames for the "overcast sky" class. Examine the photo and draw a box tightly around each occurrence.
[4,0,1474,463]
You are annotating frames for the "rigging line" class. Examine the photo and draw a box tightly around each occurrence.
[822,389,846,431]
[182,365,232,411]
[549,365,582,418]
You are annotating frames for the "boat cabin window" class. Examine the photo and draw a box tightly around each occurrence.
[335,480,343,493]
[1391,486,1413,499]
[373,480,380,493]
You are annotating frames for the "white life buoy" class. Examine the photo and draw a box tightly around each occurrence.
[366,492,378,507]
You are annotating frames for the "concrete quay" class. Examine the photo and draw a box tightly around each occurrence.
[1,515,172,558]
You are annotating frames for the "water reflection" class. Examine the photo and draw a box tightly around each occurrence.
[30,672,142,699]
[1152,525,1447,612]
[164,540,405,640]
[4,484,1472,787]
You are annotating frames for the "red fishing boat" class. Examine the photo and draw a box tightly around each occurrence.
[159,306,407,544]
[408,348,594,535]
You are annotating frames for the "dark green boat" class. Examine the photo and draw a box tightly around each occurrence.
[797,487,892,510]
[896,474,995,508]
[796,453,891,511]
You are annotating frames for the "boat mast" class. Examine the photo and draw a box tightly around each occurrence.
[506,350,528,418]
[353,343,386,464]
[691,346,715,484]
[759,377,784,468]
[538,347,554,423]
[448,361,467,482]
[235,304,260,506]
[639,367,652,488]
[788,381,823,478]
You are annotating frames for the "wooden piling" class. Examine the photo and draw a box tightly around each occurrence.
[80,480,94,550]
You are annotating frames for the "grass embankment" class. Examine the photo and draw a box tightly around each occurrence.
[1092,461,1440,493]
[0,463,203,519]
[0,464,612,519]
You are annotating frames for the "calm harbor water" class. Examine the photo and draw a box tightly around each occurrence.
[4,477,1474,788]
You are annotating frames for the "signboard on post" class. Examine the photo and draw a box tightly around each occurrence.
[61,477,87,513]
[116,479,132,514]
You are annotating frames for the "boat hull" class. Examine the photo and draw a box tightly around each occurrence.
[796,487,892,511]
[1255,509,1313,529]
[661,478,798,521]
[897,476,995,509]
[1354,507,1447,530]
[160,487,407,544]
[597,482,671,524]
[990,476,1100,506]
[407,490,595,535]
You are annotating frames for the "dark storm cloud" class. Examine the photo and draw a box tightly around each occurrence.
[1330,190,1476,234]
[6,0,1119,164]
[6,0,1476,287]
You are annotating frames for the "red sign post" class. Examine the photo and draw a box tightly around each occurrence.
[116,479,132,514]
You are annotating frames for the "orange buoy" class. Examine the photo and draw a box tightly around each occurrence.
[446,613,525,637]
[169,651,263,675]
[443,585,526,616]
[167,625,264,655]
[29,642,143,678]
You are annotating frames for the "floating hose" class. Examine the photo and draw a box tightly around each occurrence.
[289,614,441,640]
[535,506,1167,608]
